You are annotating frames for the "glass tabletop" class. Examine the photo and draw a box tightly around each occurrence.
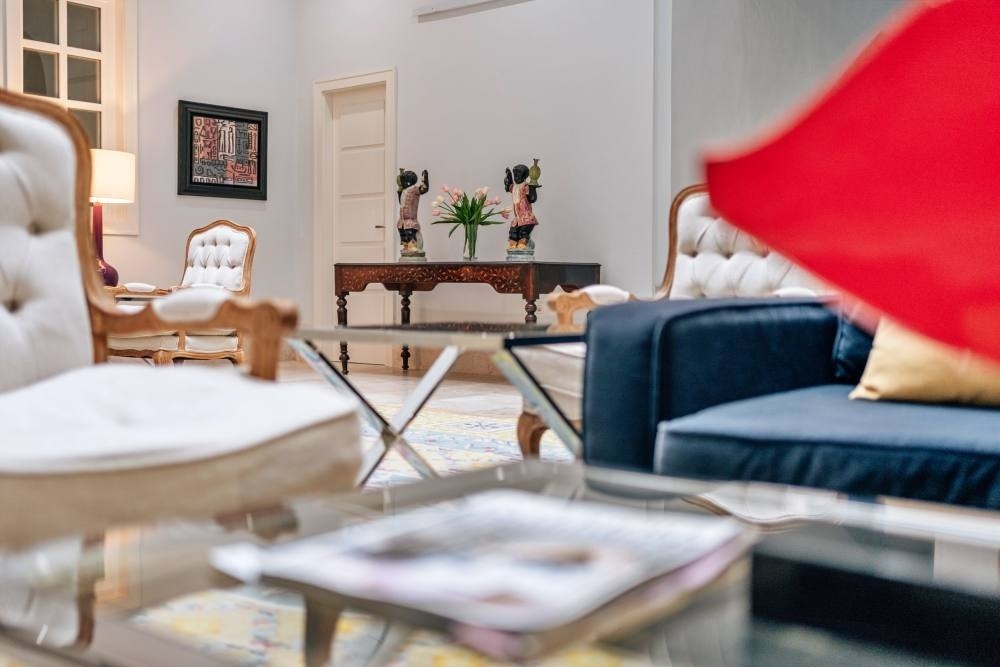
[292,322,583,351]
[2,461,1000,666]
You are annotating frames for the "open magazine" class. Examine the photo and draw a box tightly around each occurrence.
[212,490,752,648]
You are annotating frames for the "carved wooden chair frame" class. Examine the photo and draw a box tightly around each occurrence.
[0,89,295,381]
[107,219,259,367]
[518,183,706,454]
[0,89,296,650]
[547,183,705,331]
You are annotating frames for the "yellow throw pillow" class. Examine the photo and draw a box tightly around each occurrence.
[850,319,1000,405]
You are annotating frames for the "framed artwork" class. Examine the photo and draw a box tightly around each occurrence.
[177,100,268,200]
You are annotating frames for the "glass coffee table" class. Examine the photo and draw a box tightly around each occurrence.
[3,461,1000,666]
[287,323,583,485]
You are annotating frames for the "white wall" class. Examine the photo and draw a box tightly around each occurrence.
[294,0,656,323]
[651,0,672,290]
[105,0,299,299]
[1,0,7,88]
[101,0,907,324]
[670,0,903,194]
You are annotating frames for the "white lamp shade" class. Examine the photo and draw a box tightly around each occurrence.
[90,149,136,204]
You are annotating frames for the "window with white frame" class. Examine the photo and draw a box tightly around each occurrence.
[4,0,139,233]
[5,0,125,149]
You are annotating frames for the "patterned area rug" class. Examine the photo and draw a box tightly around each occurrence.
[363,403,572,486]
[126,406,649,665]
[134,587,650,667]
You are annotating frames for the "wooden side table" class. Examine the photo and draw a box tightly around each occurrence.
[333,261,601,372]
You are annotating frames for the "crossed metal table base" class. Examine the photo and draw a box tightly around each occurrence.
[286,337,582,487]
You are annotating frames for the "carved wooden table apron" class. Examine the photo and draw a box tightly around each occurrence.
[334,261,601,372]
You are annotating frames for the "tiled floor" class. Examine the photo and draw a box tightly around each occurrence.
[278,361,525,418]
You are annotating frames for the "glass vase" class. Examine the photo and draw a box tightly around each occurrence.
[463,223,478,261]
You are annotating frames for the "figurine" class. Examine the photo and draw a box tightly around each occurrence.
[397,168,429,261]
[504,163,540,259]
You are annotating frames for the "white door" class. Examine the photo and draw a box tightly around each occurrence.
[318,82,393,366]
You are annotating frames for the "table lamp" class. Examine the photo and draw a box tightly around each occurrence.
[89,149,136,287]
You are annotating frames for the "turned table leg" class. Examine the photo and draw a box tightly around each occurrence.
[336,292,349,374]
[400,288,412,372]
[524,298,538,324]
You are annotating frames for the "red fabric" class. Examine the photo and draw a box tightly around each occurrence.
[704,0,1000,361]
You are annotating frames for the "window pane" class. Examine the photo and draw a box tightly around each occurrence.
[69,109,101,148]
[68,57,100,103]
[23,0,57,44]
[23,49,58,97]
[67,3,101,51]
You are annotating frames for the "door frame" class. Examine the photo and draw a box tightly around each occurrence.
[312,69,398,351]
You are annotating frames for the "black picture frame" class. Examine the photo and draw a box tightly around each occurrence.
[177,100,268,200]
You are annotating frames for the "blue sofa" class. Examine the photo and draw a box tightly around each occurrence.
[582,298,1000,509]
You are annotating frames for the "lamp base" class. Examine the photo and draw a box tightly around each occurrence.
[91,202,118,286]
[96,257,119,287]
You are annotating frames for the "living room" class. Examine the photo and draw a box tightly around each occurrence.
[6,0,1000,664]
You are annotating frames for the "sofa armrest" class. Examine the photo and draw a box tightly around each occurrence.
[582,298,839,471]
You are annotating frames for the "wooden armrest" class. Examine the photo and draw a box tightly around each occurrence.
[106,285,173,299]
[547,285,635,333]
[90,294,296,380]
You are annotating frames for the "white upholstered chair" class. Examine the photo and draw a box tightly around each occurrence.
[107,219,256,365]
[0,90,361,546]
[517,183,822,455]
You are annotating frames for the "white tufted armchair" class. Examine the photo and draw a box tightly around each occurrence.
[0,90,360,545]
[107,219,256,365]
[517,183,822,455]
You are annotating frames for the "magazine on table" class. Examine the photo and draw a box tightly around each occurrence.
[212,490,752,640]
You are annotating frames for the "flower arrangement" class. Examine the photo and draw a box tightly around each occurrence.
[430,185,510,260]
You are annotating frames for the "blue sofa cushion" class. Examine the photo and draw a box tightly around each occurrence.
[832,314,874,383]
[655,385,1000,509]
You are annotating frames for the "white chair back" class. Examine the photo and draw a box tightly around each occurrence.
[179,221,254,294]
[0,94,92,392]
[666,185,821,299]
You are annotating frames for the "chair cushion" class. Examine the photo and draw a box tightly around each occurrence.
[516,342,585,421]
[0,365,361,544]
[109,334,180,351]
[185,334,239,353]
[655,384,1000,508]
[108,333,238,353]
[832,311,875,383]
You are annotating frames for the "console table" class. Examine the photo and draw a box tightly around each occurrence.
[334,261,601,372]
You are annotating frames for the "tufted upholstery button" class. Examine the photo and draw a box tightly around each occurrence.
[27,222,40,235]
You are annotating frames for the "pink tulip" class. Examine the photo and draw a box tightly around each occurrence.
[501,210,511,220]
[432,208,440,216]
[441,184,450,193]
